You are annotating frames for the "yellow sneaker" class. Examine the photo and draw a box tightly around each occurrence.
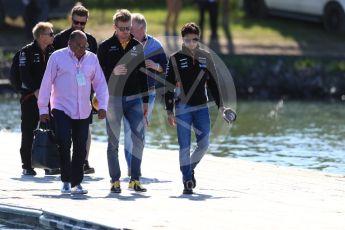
[110,180,121,193]
[128,180,147,192]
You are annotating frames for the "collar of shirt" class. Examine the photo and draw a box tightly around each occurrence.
[120,39,130,49]
[67,46,77,59]
[67,46,89,64]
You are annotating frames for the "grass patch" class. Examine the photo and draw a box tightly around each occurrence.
[50,7,199,38]
[45,7,345,45]
[294,58,321,71]
[2,4,344,53]
[0,49,15,62]
[326,61,345,73]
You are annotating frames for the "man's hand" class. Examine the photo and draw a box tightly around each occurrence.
[145,60,161,72]
[219,106,225,114]
[167,113,176,127]
[98,109,106,119]
[40,114,50,123]
[143,103,149,126]
[143,103,148,117]
[113,64,127,76]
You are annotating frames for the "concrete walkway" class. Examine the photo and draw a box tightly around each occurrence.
[1,131,345,229]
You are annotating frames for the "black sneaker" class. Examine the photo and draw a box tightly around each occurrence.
[22,168,37,176]
[192,170,196,189]
[110,181,121,193]
[45,168,61,175]
[183,180,194,195]
[84,161,95,174]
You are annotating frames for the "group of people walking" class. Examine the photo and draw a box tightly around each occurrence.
[13,3,226,195]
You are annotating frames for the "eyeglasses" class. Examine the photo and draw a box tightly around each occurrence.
[183,38,200,43]
[42,32,54,37]
[73,19,87,26]
[117,26,131,32]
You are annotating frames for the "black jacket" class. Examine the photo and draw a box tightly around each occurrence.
[17,40,54,95]
[97,34,148,102]
[165,45,221,113]
[53,27,98,54]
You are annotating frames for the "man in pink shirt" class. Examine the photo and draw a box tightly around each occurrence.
[38,30,109,195]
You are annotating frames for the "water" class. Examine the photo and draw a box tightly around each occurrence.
[1,96,345,175]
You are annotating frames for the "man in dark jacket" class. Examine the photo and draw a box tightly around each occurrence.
[165,22,224,194]
[98,9,148,193]
[52,3,97,174]
[14,22,55,176]
[53,3,97,53]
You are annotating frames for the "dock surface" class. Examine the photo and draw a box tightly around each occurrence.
[1,131,345,229]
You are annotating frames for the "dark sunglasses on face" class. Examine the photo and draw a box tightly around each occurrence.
[183,38,200,43]
[42,32,54,37]
[117,26,131,32]
[73,19,87,26]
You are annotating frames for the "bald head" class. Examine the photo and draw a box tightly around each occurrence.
[68,30,88,59]
[69,30,87,41]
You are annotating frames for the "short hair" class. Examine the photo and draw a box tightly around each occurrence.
[113,9,131,25]
[69,30,87,41]
[71,2,89,18]
[131,13,147,30]
[181,22,200,37]
[32,21,53,40]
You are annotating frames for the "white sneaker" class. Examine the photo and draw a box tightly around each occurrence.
[71,184,88,194]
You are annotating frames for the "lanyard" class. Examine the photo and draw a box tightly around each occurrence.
[76,62,81,74]
[69,51,82,74]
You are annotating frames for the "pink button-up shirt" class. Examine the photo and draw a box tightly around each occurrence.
[38,47,109,119]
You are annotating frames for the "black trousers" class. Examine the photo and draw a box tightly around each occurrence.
[198,1,219,39]
[52,109,89,187]
[20,95,39,170]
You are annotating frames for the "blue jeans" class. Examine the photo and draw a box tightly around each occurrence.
[106,96,145,182]
[175,104,210,182]
[124,92,155,169]
[52,109,89,187]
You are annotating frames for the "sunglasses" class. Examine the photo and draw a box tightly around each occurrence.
[183,38,200,43]
[117,26,131,32]
[42,32,54,37]
[73,19,87,26]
